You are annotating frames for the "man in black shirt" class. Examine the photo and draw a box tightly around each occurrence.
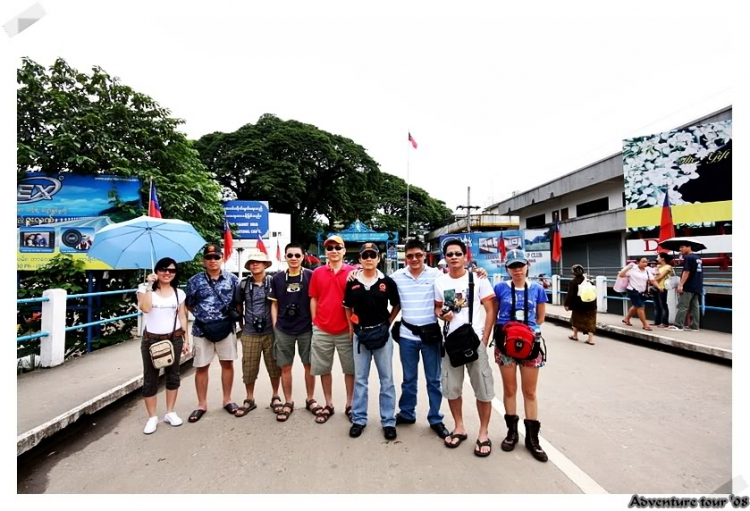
[343,243,401,440]
[668,243,704,332]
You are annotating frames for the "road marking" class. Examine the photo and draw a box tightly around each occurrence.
[491,397,609,494]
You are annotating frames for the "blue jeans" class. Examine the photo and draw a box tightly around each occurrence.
[653,289,669,325]
[397,338,444,425]
[352,335,396,427]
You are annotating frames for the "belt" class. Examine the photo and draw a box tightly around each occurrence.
[143,328,185,341]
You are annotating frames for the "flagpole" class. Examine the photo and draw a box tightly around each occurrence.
[406,134,410,241]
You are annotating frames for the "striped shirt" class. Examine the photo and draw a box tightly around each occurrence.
[390,265,442,341]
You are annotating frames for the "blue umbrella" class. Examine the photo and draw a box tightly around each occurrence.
[88,215,207,270]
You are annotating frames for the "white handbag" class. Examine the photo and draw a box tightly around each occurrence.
[149,340,175,369]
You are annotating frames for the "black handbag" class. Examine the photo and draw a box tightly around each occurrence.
[356,322,390,353]
[402,320,443,344]
[443,272,481,368]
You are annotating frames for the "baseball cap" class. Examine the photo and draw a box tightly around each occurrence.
[359,242,380,254]
[324,235,344,246]
[203,244,223,258]
[505,249,528,267]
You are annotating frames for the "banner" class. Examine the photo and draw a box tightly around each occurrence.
[439,229,551,284]
[17,174,142,271]
[223,200,269,239]
[623,120,732,255]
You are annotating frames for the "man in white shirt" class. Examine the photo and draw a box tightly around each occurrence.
[434,238,497,457]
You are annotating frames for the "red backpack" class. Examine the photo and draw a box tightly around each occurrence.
[496,282,546,361]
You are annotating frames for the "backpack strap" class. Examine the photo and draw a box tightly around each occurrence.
[468,271,474,326]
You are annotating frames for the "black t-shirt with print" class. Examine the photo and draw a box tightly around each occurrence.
[343,275,400,328]
[269,269,313,336]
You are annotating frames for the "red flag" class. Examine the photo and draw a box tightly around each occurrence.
[499,232,507,261]
[657,192,676,246]
[276,239,281,262]
[466,244,472,263]
[552,221,562,263]
[148,181,162,218]
[408,132,418,149]
[223,215,233,262]
[257,234,268,255]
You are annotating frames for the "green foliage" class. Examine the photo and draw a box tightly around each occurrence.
[17,57,226,244]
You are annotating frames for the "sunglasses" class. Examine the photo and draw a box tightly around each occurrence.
[325,245,344,251]
[157,268,177,274]
[286,253,303,259]
[445,251,463,258]
[204,255,221,261]
[360,252,378,260]
[507,263,526,269]
[406,253,424,260]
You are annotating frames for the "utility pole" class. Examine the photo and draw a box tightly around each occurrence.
[456,187,480,232]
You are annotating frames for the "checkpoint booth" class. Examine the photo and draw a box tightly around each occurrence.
[316,220,399,274]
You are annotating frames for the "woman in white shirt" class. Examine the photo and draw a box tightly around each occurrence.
[137,257,190,434]
[618,257,652,331]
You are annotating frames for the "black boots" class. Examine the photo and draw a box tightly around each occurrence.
[501,414,519,451]
[524,419,548,462]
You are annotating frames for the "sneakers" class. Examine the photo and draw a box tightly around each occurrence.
[666,326,683,331]
[383,426,398,440]
[143,416,158,435]
[164,412,183,427]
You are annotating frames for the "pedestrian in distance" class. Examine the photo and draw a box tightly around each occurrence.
[493,249,549,462]
[234,252,283,418]
[435,238,497,457]
[650,253,675,328]
[344,243,401,439]
[269,243,320,422]
[564,264,597,345]
[184,244,241,423]
[308,235,356,424]
[137,257,191,434]
[619,257,653,331]
[667,244,704,332]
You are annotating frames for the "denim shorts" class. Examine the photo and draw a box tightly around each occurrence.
[627,288,646,308]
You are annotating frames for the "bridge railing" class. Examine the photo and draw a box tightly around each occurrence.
[17,288,141,368]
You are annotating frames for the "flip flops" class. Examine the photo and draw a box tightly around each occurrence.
[276,402,294,422]
[224,402,240,415]
[474,438,492,457]
[235,399,257,417]
[568,336,579,341]
[345,405,353,423]
[622,319,633,326]
[188,409,206,423]
[444,432,468,448]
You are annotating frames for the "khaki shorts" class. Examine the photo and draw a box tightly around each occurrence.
[274,328,312,367]
[240,332,281,383]
[192,332,237,368]
[441,342,495,402]
[310,326,355,376]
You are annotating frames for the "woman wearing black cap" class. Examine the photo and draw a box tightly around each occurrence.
[564,264,597,345]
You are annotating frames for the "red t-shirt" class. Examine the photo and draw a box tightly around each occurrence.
[309,263,354,334]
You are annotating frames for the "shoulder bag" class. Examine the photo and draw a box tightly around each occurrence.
[443,272,481,368]
[147,292,178,369]
[494,282,546,362]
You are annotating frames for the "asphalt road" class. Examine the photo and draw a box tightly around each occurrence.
[17,322,731,494]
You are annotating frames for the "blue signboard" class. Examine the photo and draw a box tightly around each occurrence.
[223,200,269,239]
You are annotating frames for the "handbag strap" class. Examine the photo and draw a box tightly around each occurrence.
[170,289,179,341]
[468,271,474,326]
[205,272,231,313]
[510,281,530,324]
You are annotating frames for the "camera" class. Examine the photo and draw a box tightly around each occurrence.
[252,317,267,332]
[285,303,300,317]
[441,306,452,317]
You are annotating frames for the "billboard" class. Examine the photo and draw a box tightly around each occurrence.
[17,174,142,271]
[223,200,270,239]
[439,229,552,282]
[623,120,732,255]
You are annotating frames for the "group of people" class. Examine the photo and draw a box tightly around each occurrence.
[618,242,702,331]
[136,236,551,461]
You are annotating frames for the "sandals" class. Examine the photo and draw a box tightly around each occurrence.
[223,402,240,415]
[188,409,206,423]
[345,405,353,423]
[276,402,294,422]
[474,438,492,457]
[444,432,468,448]
[305,399,323,416]
[643,326,653,331]
[621,319,633,326]
[270,396,283,414]
[235,399,257,417]
[567,336,579,341]
[315,405,335,424]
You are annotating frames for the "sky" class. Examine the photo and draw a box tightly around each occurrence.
[2,0,738,213]
[3,0,749,503]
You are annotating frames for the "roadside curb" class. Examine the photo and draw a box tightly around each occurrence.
[545,312,732,361]
[17,353,193,456]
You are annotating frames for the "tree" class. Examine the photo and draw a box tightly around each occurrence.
[370,173,453,239]
[194,114,383,246]
[17,57,225,244]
